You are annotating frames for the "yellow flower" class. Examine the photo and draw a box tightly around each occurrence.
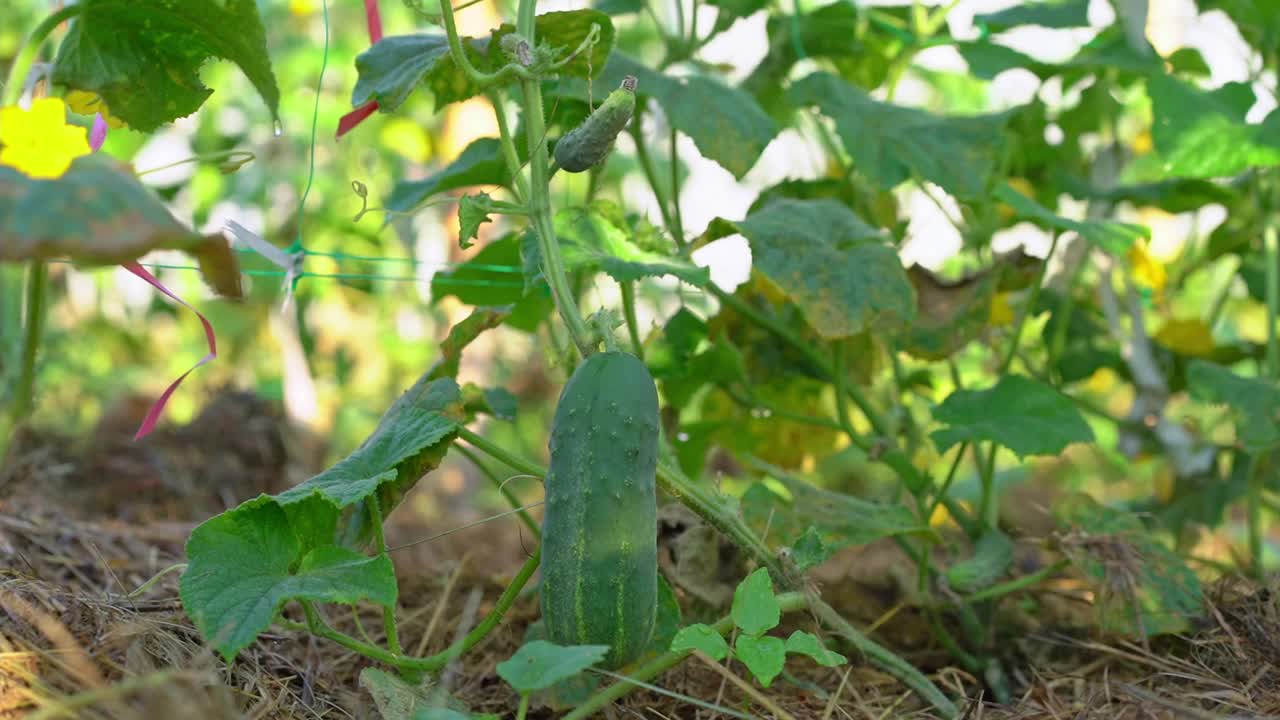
[1128,239,1167,293]
[64,90,126,129]
[0,97,91,179]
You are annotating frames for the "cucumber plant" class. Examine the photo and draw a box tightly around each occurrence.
[7,0,1280,717]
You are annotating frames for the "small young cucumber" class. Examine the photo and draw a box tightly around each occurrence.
[553,76,638,173]
[540,350,659,669]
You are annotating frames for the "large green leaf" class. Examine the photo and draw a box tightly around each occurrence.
[0,153,241,297]
[974,0,1091,30]
[276,376,463,539]
[352,11,615,115]
[1,154,212,263]
[789,72,1010,200]
[523,202,710,286]
[931,375,1095,458]
[386,138,510,214]
[180,374,462,662]
[712,198,915,338]
[995,182,1148,254]
[1147,74,1280,178]
[663,74,778,180]
[52,0,279,132]
[497,642,610,693]
[351,35,455,112]
[180,497,397,663]
[1187,361,1280,453]
[548,53,774,178]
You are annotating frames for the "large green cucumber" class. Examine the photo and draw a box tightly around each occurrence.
[540,350,659,669]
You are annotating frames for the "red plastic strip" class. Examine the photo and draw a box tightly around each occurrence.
[337,0,386,138]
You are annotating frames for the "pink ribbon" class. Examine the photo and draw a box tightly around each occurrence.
[89,111,220,440]
[122,262,219,440]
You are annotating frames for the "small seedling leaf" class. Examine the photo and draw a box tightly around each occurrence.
[731,568,780,636]
[670,624,730,661]
[734,634,786,687]
[784,631,847,667]
[496,641,610,693]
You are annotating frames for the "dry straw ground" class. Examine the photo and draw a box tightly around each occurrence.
[2,389,1278,719]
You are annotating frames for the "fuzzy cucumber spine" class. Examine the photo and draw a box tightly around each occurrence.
[553,76,638,173]
[540,350,659,669]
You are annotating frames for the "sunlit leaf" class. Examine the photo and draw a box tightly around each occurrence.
[789,72,1010,200]
[386,138,510,214]
[52,0,280,132]
[712,198,915,338]
[994,182,1148,253]
[1147,74,1280,178]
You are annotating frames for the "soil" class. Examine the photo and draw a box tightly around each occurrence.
[2,388,1278,719]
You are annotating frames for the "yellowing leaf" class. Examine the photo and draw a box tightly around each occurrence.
[989,291,1014,326]
[64,89,126,129]
[1085,367,1121,395]
[1154,318,1215,357]
[997,177,1035,221]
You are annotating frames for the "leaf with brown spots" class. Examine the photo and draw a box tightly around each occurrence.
[0,154,241,298]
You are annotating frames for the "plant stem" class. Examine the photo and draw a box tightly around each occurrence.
[564,592,808,720]
[458,426,546,477]
[300,548,541,673]
[620,281,645,360]
[1247,452,1268,578]
[520,76,595,358]
[366,496,403,655]
[2,3,81,106]
[487,89,530,203]
[10,262,48,427]
[1265,223,1278,380]
[979,232,1060,529]
[711,286,889,438]
[630,120,680,246]
[515,694,530,720]
[966,558,1070,603]
[455,444,542,538]
[668,124,685,244]
[437,0,533,86]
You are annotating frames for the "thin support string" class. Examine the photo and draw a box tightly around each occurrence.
[283,0,333,292]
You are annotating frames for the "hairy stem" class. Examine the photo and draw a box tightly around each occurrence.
[966,559,1071,603]
[620,281,645,360]
[487,90,530,203]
